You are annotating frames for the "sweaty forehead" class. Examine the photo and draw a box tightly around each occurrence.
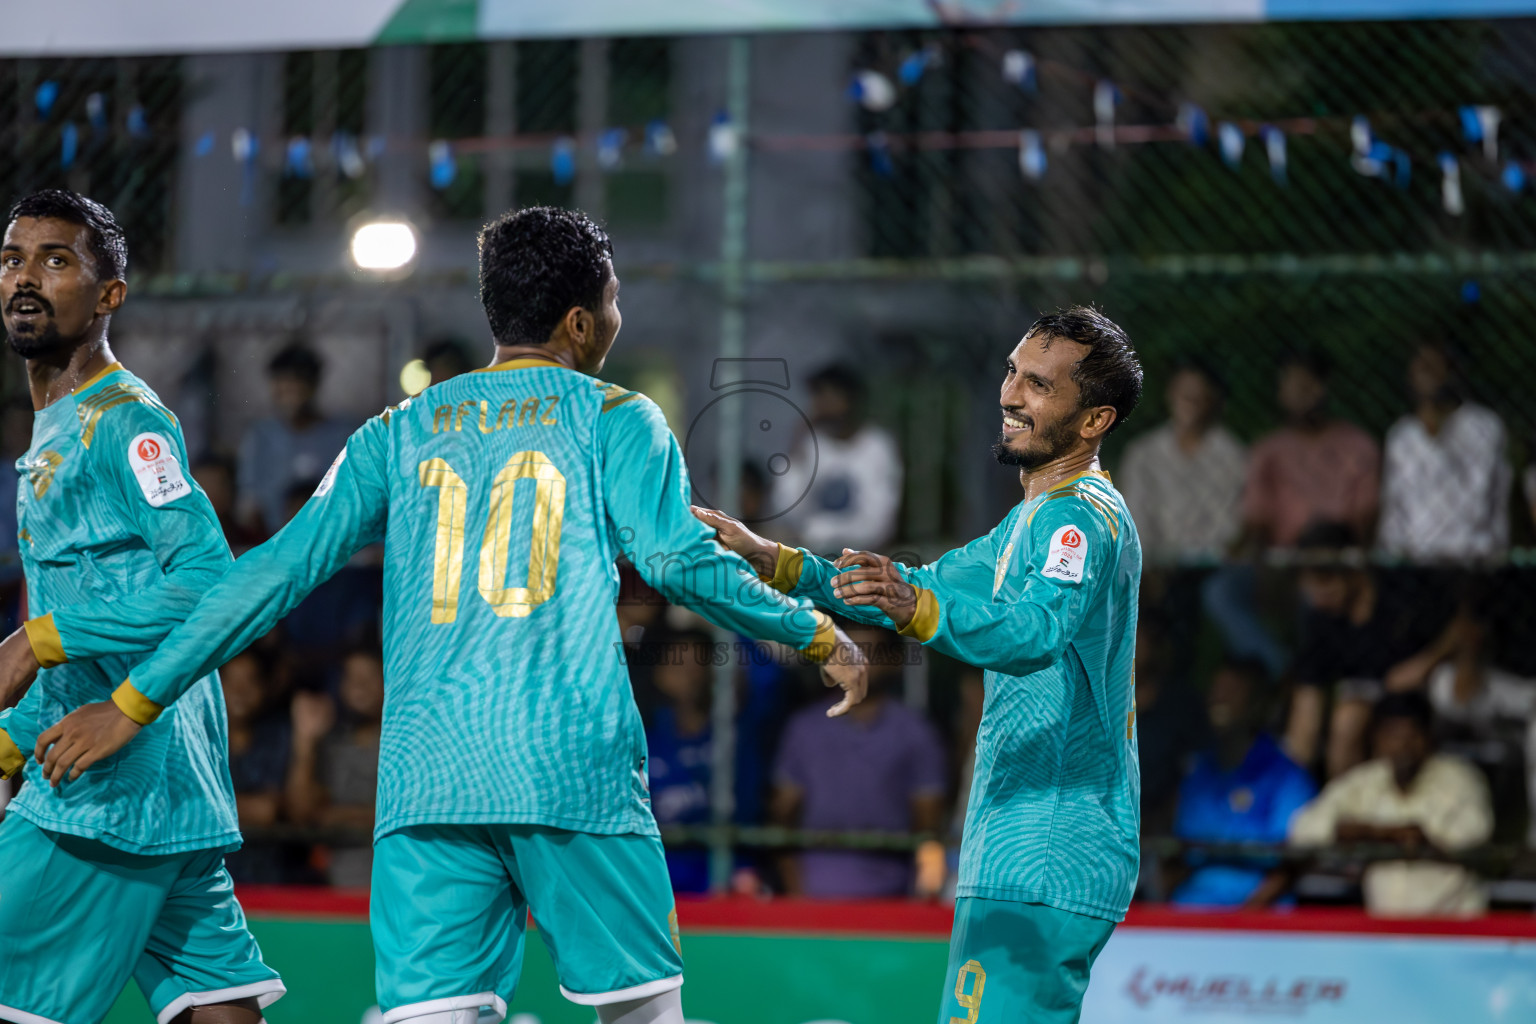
[2,216,91,257]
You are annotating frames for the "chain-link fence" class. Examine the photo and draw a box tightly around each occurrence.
[5,18,1536,904]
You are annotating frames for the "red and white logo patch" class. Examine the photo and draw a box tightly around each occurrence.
[1042,523,1088,584]
[129,431,190,507]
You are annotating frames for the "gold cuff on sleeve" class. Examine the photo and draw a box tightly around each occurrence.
[764,544,804,593]
[799,611,838,663]
[0,728,24,779]
[112,680,164,726]
[23,614,67,668]
[897,588,941,643]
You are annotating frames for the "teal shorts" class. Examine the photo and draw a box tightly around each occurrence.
[937,897,1116,1024]
[0,814,283,1024]
[372,824,683,1023]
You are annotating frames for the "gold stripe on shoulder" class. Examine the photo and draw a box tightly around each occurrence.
[602,391,642,414]
[74,361,125,393]
[78,390,177,448]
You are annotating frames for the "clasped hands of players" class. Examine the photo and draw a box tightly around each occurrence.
[693,505,919,715]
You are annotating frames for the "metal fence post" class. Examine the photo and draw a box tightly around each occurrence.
[708,34,752,893]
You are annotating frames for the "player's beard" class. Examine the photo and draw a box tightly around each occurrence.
[991,413,1078,469]
[6,318,66,359]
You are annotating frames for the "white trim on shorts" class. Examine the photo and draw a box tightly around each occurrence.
[0,1003,68,1024]
[381,992,508,1024]
[154,979,288,1024]
[560,973,684,1006]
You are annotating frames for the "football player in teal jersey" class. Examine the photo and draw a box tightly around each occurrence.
[697,307,1143,1024]
[37,207,867,1024]
[0,191,282,1024]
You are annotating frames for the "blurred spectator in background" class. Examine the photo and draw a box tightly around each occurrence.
[287,644,384,888]
[645,627,722,894]
[1242,350,1380,548]
[771,364,902,552]
[191,453,264,554]
[1133,609,1212,835]
[770,623,945,898]
[1378,340,1509,561]
[221,651,292,883]
[238,342,353,536]
[1168,659,1315,909]
[1204,351,1380,682]
[421,335,475,384]
[1290,692,1493,918]
[1286,522,1461,777]
[1119,361,1246,562]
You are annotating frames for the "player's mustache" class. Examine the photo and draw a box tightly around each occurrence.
[1000,407,1035,430]
[6,291,53,316]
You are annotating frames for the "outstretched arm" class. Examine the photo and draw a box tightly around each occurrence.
[605,396,866,714]
[35,415,392,784]
[831,503,1109,677]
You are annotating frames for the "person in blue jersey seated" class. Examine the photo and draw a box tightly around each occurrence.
[698,306,1144,1024]
[642,625,727,895]
[32,205,867,1024]
[1166,659,1316,909]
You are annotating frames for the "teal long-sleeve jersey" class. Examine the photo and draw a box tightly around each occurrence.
[120,358,835,841]
[768,470,1141,922]
[0,364,239,855]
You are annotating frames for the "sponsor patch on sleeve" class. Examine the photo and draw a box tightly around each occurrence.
[1040,524,1088,584]
[314,448,347,498]
[128,432,191,507]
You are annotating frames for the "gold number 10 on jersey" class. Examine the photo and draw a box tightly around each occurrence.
[418,450,567,623]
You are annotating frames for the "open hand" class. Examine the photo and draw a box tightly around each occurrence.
[35,700,142,786]
[692,506,780,577]
[820,624,869,717]
[0,627,41,708]
[831,549,917,630]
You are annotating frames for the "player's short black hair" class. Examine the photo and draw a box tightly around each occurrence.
[268,342,323,384]
[477,206,614,347]
[6,189,128,281]
[1371,690,1434,739]
[1027,306,1143,433]
[1294,520,1362,552]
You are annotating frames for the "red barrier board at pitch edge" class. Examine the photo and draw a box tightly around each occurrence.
[103,893,1536,1024]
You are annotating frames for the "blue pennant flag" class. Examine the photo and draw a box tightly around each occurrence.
[86,93,107,132]
[1002,50,1037,92]
[866,131,894,177]
[597,128,628,171]
[551,137,577,184]
[1019,130,1046,181]
[194,131,215,158]
[1261,125,1286,184]
[429,140,457,190]
[898,46,938,87]
[284,136,314,179]
[1218,122,1244,168]
[1502,160,1526,193]
[645,120,676,157]
[126,105,149,138]
[848,71,896,112]
[1177,103,1209,147]
[35,81,59,120]
[60,124,78,170]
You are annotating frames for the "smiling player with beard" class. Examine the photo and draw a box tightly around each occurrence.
[698,306,1145,1024]
[0,190,282,1024]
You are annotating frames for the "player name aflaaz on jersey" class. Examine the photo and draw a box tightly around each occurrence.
[128,431,191,507]
[432,395,561,434]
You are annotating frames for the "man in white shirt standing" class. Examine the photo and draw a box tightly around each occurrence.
[771,363,902,552]
[1378,341,1510,562]
[1118,361,1246,562]
[1290,691,1492,917]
